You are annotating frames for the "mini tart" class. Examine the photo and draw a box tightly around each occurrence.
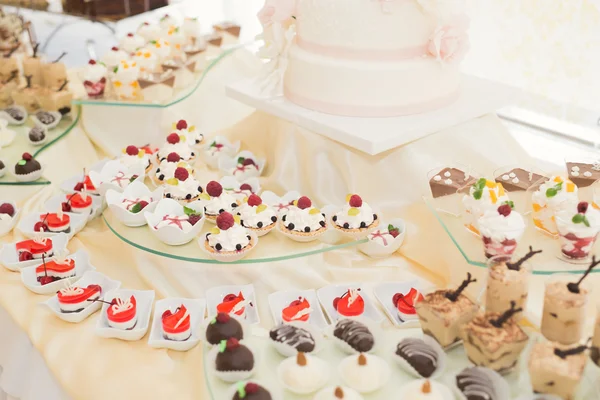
[237,203,278,235]
[156,143,196,163]
[203,233,254,256]
[68,193,93,214]
[203,194,239,221]
[162,305,192,341]
[107,295,138,330]
[36,258,75,281]
[332,214,379,234]
[162,177,204,203]
[278,220,327,237]
[45,213,71,233]
[57,284,102,313]
[154,160,195,185]
[16,238,53,259]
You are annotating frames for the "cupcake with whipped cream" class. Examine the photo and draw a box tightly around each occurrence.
[236,194,277,236]
[531,175,578,237]
[332,194,379,236]
[202,181,239,223]
[120,32,145,54]
[154,152,195,185]
[462,178,510,236]
[203,212,254,257]
[163,167,203,202]
[172,119,204,146]
[280,196,327,240]
[157,133,196,163]
[133,47,160,75]
[137,21,162,42]
[119,145,152,173]
[147,38,172,62]
[102,46,129,69]
[478,202,525,260]
[80,60,107,98]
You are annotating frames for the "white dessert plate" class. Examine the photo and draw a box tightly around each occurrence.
[148,297,206,351]
[21,250,95,295]
[373,280,424,326]
[276,353,330,395]
[88,160,146,197]
[106,181,163,227]
[59,158,109,194]
[201,135,241,169]
[44,193,104,222]
[0,233,69,271]
[220,175,262,201]
[42,271,121,323]
[357,218,407,258]
[18,211,87,240]
[225,380,283,400]
[267,289,328,330]
[218,150,266,181]
[260,190,301,217]
[95,289,155,341]
[206,284,260,325]
[338,353,391,394]
[144,198,204,245]
[316,284,384,324]
[198,230,258,263]
[0,200,21,236]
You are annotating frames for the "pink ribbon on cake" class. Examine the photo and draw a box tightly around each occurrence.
[295,37,429,61]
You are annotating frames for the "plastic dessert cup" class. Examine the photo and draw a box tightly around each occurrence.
[479,217,525,260]
[485,256,532,318]
[529,176,578,238]
[555,213,600,261]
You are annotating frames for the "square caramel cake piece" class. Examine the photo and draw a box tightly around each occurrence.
[415,273,479,348]
[429,167,476,198]
[461,304,529,374]
[495,167,546,191]
[528,341,587,400]
[566,161,600,188]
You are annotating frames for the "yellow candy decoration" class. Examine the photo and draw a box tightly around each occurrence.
[309,208,321,215]
[293,199,299,206]
[234,215,241,224]
[137,150,145,158]
[199,193,211,201]
[166,178,178,186]
[347,207,360,216]
[179,135,186,142]
[189,126,196,132]
[210,227,220,235]
[256,204,267,214]
[345,194,352,203]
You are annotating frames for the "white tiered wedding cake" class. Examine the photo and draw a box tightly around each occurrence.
[257,0,469,117]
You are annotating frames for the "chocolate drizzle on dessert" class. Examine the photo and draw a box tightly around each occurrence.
[554,338,591,359]
[490,301,523,328]
[456,367,498,400]
[506,246,542,271]
[333,319,374,353]
[395,337,439,378]
[4,70,17,83]
[445,273,477,302]
[567,257,599,294]
[57,79,69,92]
[269,324,315,353]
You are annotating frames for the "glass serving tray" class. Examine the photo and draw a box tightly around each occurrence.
[0,105,81,186]
[103,210,365,264]
[423,184,600,275]
[202,327,600,400]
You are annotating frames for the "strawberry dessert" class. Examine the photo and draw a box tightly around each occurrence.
[16,236,53,261]
[478,202,525,260]
[36,253,75,284]
[236,194,277,235]
[173,119,204,146]
[333,289,365,317]
[202,181,238,222]
[368,224,401,246]
[154,152,195,184]
[120,145,152,173]
[393,288,424,321]
[555,201,600,260]
[204,212,253,255]
[63,192,93,215]
[36,211,71,233]
[332,194,379,234]
[58,283,102,313]
[280,196,327,237]
[157,133,195,162]
[73,174,99,195]
[162,304,192,341]
[217,292,247,318]
[230,155,261,180]
[282,297,312,323]
[81,59,107,98]
[107,295,138,330]
[163,167,203,202]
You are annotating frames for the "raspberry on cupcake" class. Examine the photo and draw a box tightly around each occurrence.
[162,167,203,203]
[279,196,327,241]
[157,133,195,163]
[120,145,152,173]
[203,212,255,259]
[201,181,239,223]
[236,194,277,236]
[332,194,379,236]
[154,152,195,184]
[173,119,204,146]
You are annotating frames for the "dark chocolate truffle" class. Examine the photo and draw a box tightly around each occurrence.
[269,324,315,353]
[215,338,254,372]
[35,111,57,126]
[396,338,439,378]
[333,319,374,353]
[206,312,244,345]
[4,106,25,122]
[232,382,272,400]
[14,153,41,176]
[28,126,46,143]
[456,367,498,400]
[592,346,599,367]
[0,160,5,171]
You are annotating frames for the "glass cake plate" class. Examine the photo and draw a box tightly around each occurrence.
[0,105,81,186]
[103,210,365,264]
[202,327,600,400]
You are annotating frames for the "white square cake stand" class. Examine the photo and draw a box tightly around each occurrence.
[226,74,518,155]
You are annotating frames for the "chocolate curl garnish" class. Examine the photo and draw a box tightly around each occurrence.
[445,272,477,302]
[32,43,39,58]
[490,301,522,328]
[25,75,32,88]
[87,298,113,305]
[5,46,18,58]
[296,352,307,366]
[567,256,600,294]
[4,70,17,84]
[57,79,69,92]
[554,338,592,359]
[506,246,542,271]
[52,52,66,63]
[41,254,48,278]
[334,387,344,399]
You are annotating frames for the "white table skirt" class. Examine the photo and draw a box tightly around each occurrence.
[0,306,71,400]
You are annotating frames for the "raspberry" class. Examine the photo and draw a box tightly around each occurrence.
[166,152,181,163]
[88,59,96,65]
[497,204,512,217]
[174,167,189,181]
[239,183,252,191]
[216,312,230,323]
[127,32,134,37]
[111,46,119,51]
[176,120,188,130]
[226,337,240,349]
[19,252,33,262]
[125,145,139,156]
[0,203,15,217]
[22,153,32,161]
[245,383,259,394]
[188,214,201,225]
[206,181,223,197]
[247,194,262,207]
[166,133,180,144]
[216,212,235,230]
[349,194,363,208]
[577,201,589,214]
[242,158,256,166]
[392,293,403,306]
[137,200,149,210]
[297,196,312,210]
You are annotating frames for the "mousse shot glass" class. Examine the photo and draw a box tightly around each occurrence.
[478,202,525,260]
[555,201,600,261]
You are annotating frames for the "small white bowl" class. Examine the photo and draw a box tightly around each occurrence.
[59,158,109,194]
[1,233,69,271]
[106,182,163,227]
[18,211,88,240]
[218,150,266,181]
[338,353,391,394]
[21,250,95,295]
[30,111,62,130]
[0,106,27,125]
[148,297,206,351]
[198,230,258,262]
[0,119,16,147]
[41,271,121,323]
[201,135,240,169]
[276,353,330,395]
[144,198,204,246]
[95,289,155,341]
[0,200,21,236]
[261,190,301,217]
[44,193,104,222]
[357,218,406,258]
[220,175,262,202]
[89,160,146,196]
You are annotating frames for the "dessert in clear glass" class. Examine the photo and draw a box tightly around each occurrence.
[485,247,541,317]
[462,178,510,236]
[478,202,525,259]
[555,201,600,260]
[530,175,578,237]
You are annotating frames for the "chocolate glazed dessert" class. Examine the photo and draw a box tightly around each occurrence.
[205,312,243,345]
[495,167,546,191]
[395,337,439,378]
[456,367,499,400]
[333,319,374,353]
[269,324,316,353]
[215,338,254,372]
[429,167,476,198]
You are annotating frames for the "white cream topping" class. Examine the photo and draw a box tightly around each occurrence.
[156,160,193,180]
[120,34,145,53]
[134,48,159,73]
[237,203,276,228]
[462,181,510,215]
[478,209,526,241]
[204,193,237,215]
[334,202,375,229]
[556,206,600,237]
[82,63,107,83]
[158,142,194,160]
[101,49,130,68]
[207,224,251,252]
[531,176,578,209]
[120,153,150,169]
[285,206,325,232]
[147,38,171,60]
[164,178,202,199]
[137,23,162,42]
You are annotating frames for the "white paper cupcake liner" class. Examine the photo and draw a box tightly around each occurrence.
[225,380,283,400]
[269,321,325,357]
[451,366,511,400]
[276,354,330,395]
[13,165,44,182]
[338,353,391,394]
[276,221,327,243]
[0,106,27,125]
[393,334,447,380]
[326,317,381,355]
[207,342,258,383]
[245,222,276,237]
[199,232,258,262]
[31,111,62,130]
